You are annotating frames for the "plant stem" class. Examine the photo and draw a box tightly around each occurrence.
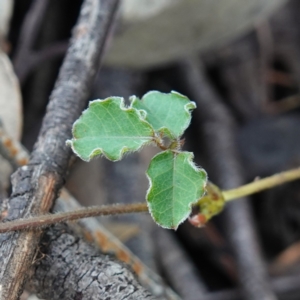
[1,167,300,234]
[153,135,168,150]
[0,203,148,233]
[222,167,300,201]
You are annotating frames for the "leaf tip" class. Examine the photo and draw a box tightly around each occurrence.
[186,101,197,111]
[129,95,138,103]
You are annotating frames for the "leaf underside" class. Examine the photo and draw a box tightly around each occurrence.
[146,150,207,229]
[67,97,154,161]
[130,90,196,138]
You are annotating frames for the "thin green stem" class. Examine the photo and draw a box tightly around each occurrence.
[0,202,148,233]
[2,167,300,233]
[222,167,300,201]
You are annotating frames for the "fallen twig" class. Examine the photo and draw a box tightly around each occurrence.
[0,121,179,300]
[181,56,276,300]
[0,0,120,298]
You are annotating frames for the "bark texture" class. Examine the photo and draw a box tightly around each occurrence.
[0,0,119,299]
[28,224,156,300]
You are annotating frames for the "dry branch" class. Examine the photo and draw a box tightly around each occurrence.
[0,0,119,299]
[155,228,207,300]
[0,121,179,300]
[28,223,156,300]
[13,0,49,81]
[181,57,276,300]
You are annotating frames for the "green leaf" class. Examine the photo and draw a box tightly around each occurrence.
[146,150,207,229]
[130,91,196,138]
[67,97,154,161]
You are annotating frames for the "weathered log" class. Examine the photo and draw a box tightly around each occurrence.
[0,0,119,298]
[28,223,156,300]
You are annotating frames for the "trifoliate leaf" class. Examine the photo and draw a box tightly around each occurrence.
[130,91,196,138]
[146,150,207,229]
[67,97,154,161]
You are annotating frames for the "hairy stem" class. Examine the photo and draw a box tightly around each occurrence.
[0,203,148,233]
[153,135,168,150]
[222,167,300,201]
[1,167,300,234]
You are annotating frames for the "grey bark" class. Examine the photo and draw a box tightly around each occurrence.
[28,224,156,300]
[155,228,207,300]
[0,122,177,300]
[0,0,119,299]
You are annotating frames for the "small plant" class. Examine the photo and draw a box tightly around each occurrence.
[66,91,207,229]
[0,91,299,234]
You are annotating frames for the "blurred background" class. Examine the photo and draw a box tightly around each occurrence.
[1,0,300,299]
